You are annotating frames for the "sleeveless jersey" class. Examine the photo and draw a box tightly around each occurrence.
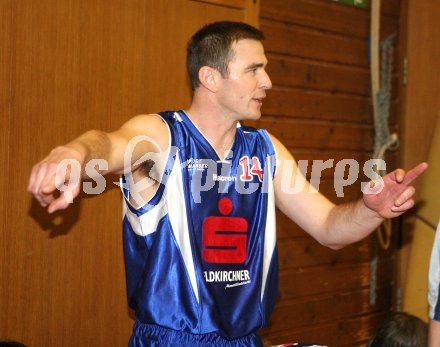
[121,110,278,340]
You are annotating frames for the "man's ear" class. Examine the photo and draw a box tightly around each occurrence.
[198,66,220,92]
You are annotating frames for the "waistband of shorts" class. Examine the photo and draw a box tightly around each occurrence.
[131,320,264,347]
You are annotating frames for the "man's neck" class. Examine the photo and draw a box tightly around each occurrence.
[186,100,238,160]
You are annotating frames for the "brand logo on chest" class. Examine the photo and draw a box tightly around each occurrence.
[202,197,248,264]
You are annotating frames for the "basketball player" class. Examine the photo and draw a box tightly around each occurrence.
[28,22,427,346]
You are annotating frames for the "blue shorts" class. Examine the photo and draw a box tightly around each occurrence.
[129,320,264,347]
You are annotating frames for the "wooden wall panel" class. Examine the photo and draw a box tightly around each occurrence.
[277,235,394,269]
[190,0,260,26]
[264,89,373,123]
[0,0,12,330]
[4,1,152,345]
[278,259,393,300]
[397,0,440,320]
[1,1,247,346]
[263,307,390,346]
[262,20,369,67]
[267,55,399,99]
[257,118,373,151]
[267,55,371,96]
[261,0,398,39]
[267,285,392,331]
[258,0,401,344]
[191,0,245,9]
[401,0,440,169]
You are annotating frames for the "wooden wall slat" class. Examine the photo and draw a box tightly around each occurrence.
[398,0,440,316]
[244,0,260,27]
[278,258,393,300]
[277,236,371,269]
[262,20,369,67]
[267,55,370,96]
[262,307,390,346]
[401,1,440,169]
[278,233,394,269]
[338,311,389,344]
[269,286,392,332]
[0,0,12,211]
[0,0,13,338]
[261,0,369,38]
[190,0,245,9]
[266,56,400,99]
[261,0,399,39]
[256,118,373,151]
[264,88,373,124]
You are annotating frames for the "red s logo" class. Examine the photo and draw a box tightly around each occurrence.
[202,197,248,263]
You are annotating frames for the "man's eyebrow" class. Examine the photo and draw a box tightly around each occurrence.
[245,63,265,70]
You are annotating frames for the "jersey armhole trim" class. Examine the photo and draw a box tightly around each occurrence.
[119,115,173,215]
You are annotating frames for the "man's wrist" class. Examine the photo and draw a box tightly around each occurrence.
[360,198,384,222]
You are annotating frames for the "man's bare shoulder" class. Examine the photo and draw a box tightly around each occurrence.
[118,113,170,151]
[123,113,167,131]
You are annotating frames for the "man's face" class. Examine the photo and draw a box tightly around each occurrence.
[216,39,272,121]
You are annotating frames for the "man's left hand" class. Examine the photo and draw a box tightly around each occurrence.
[363,162,428,219]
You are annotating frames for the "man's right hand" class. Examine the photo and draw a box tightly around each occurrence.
[27,145,84,213]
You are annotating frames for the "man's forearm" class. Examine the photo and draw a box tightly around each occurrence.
[67,130,111,163]
[63,129,113,177]
[323,199,384,249]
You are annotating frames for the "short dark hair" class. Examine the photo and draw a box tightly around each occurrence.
[186,21,264,90]
[368,312,428,347]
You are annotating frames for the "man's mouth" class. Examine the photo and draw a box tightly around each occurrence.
[252,97,264,105]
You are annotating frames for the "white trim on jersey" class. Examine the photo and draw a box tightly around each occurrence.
[166,153,200,303]
[173,111,183,122]
[124,198,167,237]
[261,155,277,302]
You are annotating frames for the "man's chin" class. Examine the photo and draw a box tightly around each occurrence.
[235,109,262,122]
[249,112,262,120]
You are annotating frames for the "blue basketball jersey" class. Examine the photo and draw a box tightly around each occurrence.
[121,110,278,341]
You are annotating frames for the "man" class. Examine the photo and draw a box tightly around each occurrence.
[28,21,427,346]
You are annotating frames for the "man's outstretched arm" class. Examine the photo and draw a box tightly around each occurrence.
[270,133,428,249]
[27,114,169,214]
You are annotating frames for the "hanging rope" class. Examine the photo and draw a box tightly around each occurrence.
[373,33,399,254]
[373,33,399,162]
[369,0,399,306]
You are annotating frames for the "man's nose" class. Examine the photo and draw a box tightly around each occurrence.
[260,70,272,90]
